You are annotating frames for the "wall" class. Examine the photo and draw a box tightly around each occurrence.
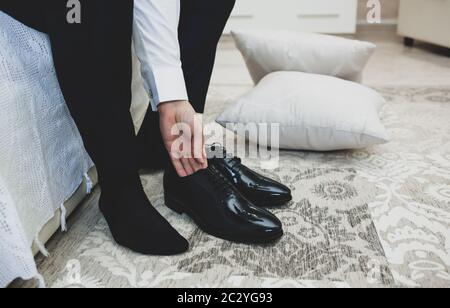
[358,0,399,23]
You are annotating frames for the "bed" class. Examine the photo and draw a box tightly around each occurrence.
[0,11,150,288]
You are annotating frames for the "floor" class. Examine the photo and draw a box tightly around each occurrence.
[18,26,450,288]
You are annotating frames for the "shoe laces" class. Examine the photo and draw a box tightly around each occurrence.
[209,143,242,170]
[206,165,234,197]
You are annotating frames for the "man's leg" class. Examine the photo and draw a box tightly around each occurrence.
[44,0,188,255]
[136,0,236,170]
[178,0,236,113]
[45,0,139,187]
[136,1,283,243]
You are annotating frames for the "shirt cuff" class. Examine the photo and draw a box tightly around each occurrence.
[142,66,189,111]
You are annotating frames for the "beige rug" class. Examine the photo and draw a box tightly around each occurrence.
[32,86,450,288]
[206,85,450,288]
[35,168,392,288]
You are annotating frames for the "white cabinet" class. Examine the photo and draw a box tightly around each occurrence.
[225,0,358,34]
[398,0,450,49]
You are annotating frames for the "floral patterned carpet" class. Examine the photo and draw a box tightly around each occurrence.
[33,86,450,288]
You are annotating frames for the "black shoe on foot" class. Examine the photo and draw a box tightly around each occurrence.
[206,145,292,208]
[163,165,284,244]
[99,181,189,255]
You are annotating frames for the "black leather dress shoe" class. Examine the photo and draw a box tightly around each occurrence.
[206,145,292,208]
[163,165,284,244]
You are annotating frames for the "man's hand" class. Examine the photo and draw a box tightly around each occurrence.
[158,101,208,177]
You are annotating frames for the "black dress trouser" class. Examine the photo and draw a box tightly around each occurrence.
[136,0,236,168]
[1,0,236,188]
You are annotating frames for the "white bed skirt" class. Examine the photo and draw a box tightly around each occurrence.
[0,12,93,287]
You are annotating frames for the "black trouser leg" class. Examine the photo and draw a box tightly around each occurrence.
[179,0,236,113]
[49,0,188,255]
[136,0,236,170]
[2,0,139,187]
[2,0,188,255]
[45,0,139,188]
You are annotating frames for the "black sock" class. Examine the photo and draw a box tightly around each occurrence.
[98,175,189,256]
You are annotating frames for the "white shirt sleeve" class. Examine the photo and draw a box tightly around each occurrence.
[133,0,188,111]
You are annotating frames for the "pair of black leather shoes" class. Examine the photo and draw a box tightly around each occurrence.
[207,145,292,208]
[163,145,292,244]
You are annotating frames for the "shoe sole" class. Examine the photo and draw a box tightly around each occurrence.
[165,194,284,245]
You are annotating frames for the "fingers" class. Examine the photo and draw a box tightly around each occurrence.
[170,156,188,178]
[181,127,203,175]
[170,144,201,177]
[192,148,207,169]
[184,128,205,174]
[172,157,203,177]
[192,115,208,169]
[168,146,194,177]
[159,100,208,177]
[180,158,195,176]
[171,159,203,177]
[188,157,204,173]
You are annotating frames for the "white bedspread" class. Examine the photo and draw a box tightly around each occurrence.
[0,12,93,287]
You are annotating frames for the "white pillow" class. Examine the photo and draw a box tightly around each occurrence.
[232,30,376,84]
[216,72,390,151]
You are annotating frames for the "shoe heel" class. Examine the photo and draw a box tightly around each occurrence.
[164,194,185,215]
